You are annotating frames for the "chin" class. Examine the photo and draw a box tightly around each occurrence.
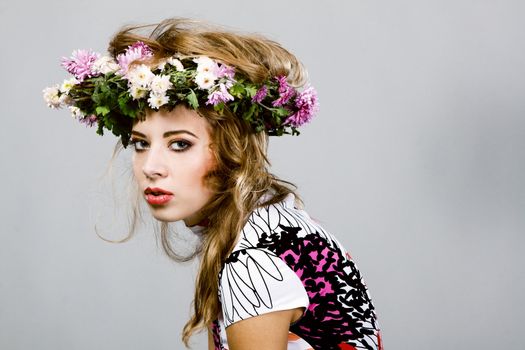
[148,207,183,223]
[144,200,205,225]
[152,215,174,223]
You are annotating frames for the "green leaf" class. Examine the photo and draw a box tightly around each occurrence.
[231,101,239,113]
[118,92,137,118]
[243,103,257,121]
[274,107,290,117]
[229,83,245,97]
[245,85,257,97]
[95,106,111,116]
[213,103,225,114]
[186,90,199,109]
[91,91,102,105]
[100,83,110,94]
[121,134,131,148]
[96,121,104,136]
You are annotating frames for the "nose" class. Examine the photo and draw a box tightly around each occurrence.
[142,146,168,180]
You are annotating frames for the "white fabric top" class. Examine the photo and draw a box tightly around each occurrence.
[219,194,310,328]
[187,193,313,349]
[186,193,382,349]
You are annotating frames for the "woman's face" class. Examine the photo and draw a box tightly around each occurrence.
[131,104,215,226]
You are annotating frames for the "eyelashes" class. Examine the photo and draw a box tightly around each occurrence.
[169,140,192,152]
[129,138,193,153]
[129,139,148,152]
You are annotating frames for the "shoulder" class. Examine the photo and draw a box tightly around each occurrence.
[218,246,309,328]
[234,192,347,258]
[218,194,311,328]
[217,193,342,328]
[234,193,331,249]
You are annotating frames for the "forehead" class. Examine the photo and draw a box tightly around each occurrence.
[132,105,211,138]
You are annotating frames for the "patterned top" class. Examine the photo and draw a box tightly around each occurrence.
[190,193,383,350]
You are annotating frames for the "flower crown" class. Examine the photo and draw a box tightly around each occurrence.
[43,41,319,147]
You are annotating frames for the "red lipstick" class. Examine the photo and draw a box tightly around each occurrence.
[144,187,173,205]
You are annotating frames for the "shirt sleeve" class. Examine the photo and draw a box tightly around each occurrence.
[219,247,309,328]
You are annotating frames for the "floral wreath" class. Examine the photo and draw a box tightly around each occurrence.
[43,41,319,147]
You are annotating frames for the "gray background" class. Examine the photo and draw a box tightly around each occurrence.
[1,0,524,349]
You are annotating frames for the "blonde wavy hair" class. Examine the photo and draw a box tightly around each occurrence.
[106,17,307,346]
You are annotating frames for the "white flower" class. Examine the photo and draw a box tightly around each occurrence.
[167,57,185,71]
[92,56,120,75]
[195,71,217,90]
[223,78,234,89]
[59,94,74,107]
[69,106,84,119]
[150,74,173,95]
[157,60,167,71]
[157,57,185,72]
[194,56,218,76]
[129,85,148,100]
[60,77,79,94]
[42,85,62,109]
[147,93,170,109]
[126,64,155,88]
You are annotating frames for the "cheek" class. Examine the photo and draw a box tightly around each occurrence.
[186,149,215,192]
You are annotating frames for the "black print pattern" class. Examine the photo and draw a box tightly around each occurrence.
[221,248,284,323]
[214,195,383,350]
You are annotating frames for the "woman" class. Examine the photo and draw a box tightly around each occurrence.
[44,18,383,350]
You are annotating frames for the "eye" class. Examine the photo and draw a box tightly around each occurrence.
[129,139,149,152]
[169,140,192,152]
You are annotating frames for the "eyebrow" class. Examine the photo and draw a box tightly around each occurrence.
[131,130,199,139]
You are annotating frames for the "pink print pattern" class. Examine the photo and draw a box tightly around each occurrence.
[213,194,383,349]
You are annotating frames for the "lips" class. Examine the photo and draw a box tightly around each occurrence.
[144,187,173,205]
[144,187,173,195]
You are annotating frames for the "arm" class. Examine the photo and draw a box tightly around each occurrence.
[225,307,304,350]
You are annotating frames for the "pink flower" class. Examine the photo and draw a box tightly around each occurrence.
[275,75,288,92]
[285,85,319,127]
[206,83,234,106]
[116,41,153,75]
[61,49,100,82]
[217,64,235,79]
[252,85,268,103]
[272,75,295,107]
[272,89,295,107]
[78,114,98,127]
